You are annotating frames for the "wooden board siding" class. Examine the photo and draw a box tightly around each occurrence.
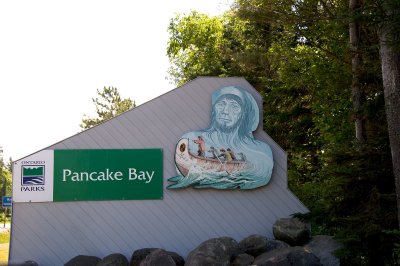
[10,77,308,265]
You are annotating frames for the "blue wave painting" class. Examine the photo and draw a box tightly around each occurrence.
[23,176,44,185]
[168,86,274,190]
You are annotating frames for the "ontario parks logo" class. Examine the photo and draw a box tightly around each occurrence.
[21,165,45,186]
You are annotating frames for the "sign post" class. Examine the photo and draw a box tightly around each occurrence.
[2,196,11,228]
[2,196,11,208]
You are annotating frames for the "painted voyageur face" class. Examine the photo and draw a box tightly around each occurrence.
[214,97,242,131]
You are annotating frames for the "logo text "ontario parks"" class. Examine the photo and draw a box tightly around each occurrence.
[62,168,154,183]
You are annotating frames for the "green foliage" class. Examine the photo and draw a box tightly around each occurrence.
[384,229,400,265]
[167,12,225,85]
[80,86,135,129]
[166,0,398,263]
[0,151,12,216]
[0,171,11,198]
[167,11,274,87]
[0,153,11,197]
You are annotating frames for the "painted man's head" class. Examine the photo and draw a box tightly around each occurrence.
[211,86,260,139]
[214,94,243,133]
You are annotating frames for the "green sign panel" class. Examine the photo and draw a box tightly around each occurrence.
[53,149,163,201]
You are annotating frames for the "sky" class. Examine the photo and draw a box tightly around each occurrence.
[0,0,232,162]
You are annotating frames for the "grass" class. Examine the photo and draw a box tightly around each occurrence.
[0,244,8,264]
[0,232,9,244]
[0,223,10,263]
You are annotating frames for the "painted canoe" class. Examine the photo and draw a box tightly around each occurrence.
[175,138,247,177]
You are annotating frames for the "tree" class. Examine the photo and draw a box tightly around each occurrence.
[166,1,398,262]
[349,0,366,144]
[375,0,400,228]
[167,11,227,86]
[167,11,274,88]
[0,150,12,223]
[235,1,398,262]
[0,147,12,203]
[80,86,135,129]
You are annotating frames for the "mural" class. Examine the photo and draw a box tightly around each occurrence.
[168,86,274,189]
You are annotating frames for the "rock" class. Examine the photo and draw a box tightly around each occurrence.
[164,251,184,266]
[238,234,291,257]
[266,239,290,251]
[272,218,311,246]
[98,253,128,266]
[285,247,322,266]
[13,261,39,266]
[139,249,176,266]
[130,248,157,266]
[130,248,184,266]
[232,253,254,266]
[185,236,239,266]
[254,246,321,266]
[304,235,342,266]
[238,234,268,257]
[64,255,101,266]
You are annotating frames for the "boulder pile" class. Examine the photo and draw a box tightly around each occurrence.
[17,218,342,266]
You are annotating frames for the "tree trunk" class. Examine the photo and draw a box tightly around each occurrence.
[378,23,400,228]
[349,0,365,144]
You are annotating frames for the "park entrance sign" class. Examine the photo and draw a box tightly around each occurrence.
[9,77,308,265]
[12,149,163,202]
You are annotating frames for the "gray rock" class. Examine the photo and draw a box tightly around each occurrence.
[11,261,39,266]
[139,249,176,266]
[130,248,184,266]
[272,218,311,246]
[185,236,239,266]
[64,255,101,266]
[232,253,254,266]
[130,248,158,266]
[238,234,268,257]
[266,239,290,251]
[254,247,321,266]
[165,251,184,266]
[98,253,128,266]
[238,234,289,257]
[304,235,342,266]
